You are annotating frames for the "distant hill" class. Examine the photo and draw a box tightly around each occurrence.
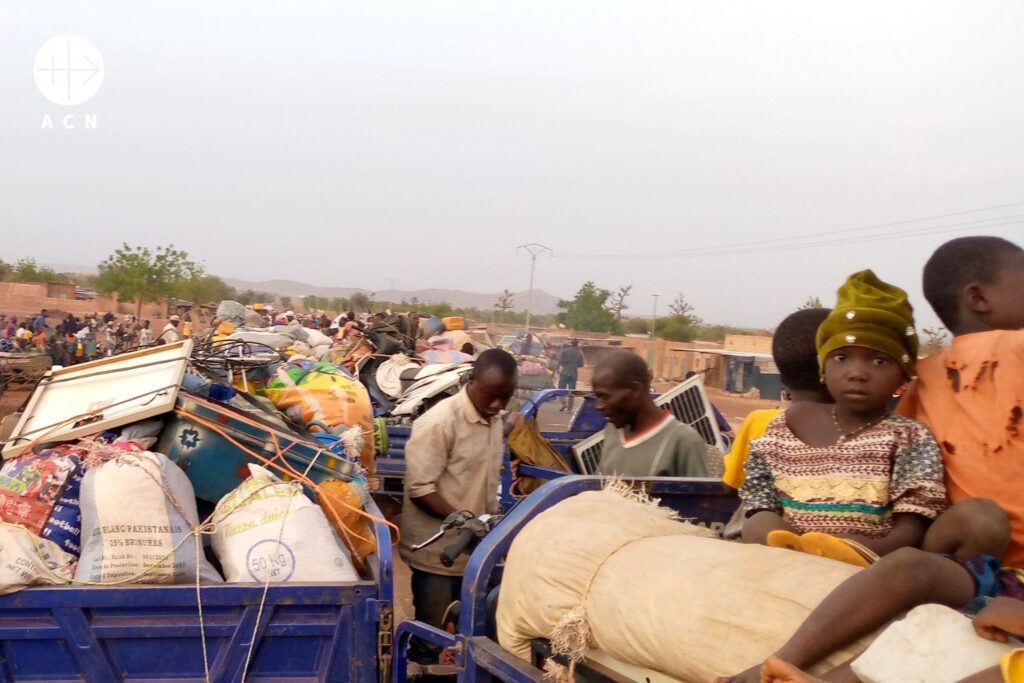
[41,264,564,315]
[222,278,564,315]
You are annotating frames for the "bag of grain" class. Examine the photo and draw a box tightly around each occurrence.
[0,522,76,594]
[75,446,222,585]
[212,465,359,583]
[496,483,874,681]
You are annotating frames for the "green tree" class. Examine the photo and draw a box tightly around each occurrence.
[419,302,455,318]
[302,295,323,312]
[624,317,650,335]
[0,259,12,280]
[234,289,274,306]
[656,317,696,341]
[94,244,196,316]
[279,296,293,311]
[169,261,233,305]
[7,258,68,283]
[559,282,622,333]
[653,293,702,341]
[330,297,350,314]
[799,296,824,309]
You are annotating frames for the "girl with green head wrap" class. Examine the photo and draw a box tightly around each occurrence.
[738,270,947,567]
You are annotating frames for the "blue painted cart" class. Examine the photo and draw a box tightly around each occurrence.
[392,475,740,682]
[0,495,395,683]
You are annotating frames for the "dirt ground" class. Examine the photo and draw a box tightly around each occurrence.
[0,387,29,426]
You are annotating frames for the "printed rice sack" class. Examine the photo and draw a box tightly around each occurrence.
[0,522,76,594]
[263,361,374,471]
[0,445,85,556]
[496,485,874,681]
[851,604,1018,683]
[212,465,358,583]
[317,480,377,561]
[75,447,222,585]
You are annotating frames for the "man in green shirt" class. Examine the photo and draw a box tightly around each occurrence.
[592,350,709,477]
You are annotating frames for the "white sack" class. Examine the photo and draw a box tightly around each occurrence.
[75,449,222,585]
[305,329,333,348]
[211,465,358,583]
[0,522,76,594]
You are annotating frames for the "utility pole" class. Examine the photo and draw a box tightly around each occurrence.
[651,293,660,339]
[517,243,552,332]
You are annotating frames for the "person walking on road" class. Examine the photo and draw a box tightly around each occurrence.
[557,339,585,412]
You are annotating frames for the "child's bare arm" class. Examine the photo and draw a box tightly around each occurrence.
[973,597,1024,641]
[840,513,929,555]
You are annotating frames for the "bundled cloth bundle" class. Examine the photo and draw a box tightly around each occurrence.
[263,360,375,471]
[496,484,873,682]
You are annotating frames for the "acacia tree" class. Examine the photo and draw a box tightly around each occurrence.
[656,293,703,341]
[493,289,515,322]
[669,293,702,326]
[94,244,196,316]
[606,285,632,320]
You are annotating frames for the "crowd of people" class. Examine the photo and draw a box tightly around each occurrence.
[0,309,197,364]
[0,305,412,367]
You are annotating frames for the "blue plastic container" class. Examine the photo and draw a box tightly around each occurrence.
[158,392,361,503]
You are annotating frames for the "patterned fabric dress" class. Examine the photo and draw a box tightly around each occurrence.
[739,413,948,538]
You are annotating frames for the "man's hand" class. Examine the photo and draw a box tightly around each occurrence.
[973,597,1024,642]
[503,411,523,437]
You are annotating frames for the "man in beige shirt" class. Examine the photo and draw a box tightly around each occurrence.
[159,315,182,344]
[399,348,518,664]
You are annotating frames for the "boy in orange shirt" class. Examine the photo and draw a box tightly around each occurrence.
[899,236,1024,566]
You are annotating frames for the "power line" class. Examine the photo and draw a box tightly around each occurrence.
[555,200,1024,261]
[555,210,1024,262]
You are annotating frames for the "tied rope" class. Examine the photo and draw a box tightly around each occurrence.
[544,479,710,682]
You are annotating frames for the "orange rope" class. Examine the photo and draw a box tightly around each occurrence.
[173,408,399,547]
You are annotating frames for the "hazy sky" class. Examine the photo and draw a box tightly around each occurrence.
[3,1,1022,329]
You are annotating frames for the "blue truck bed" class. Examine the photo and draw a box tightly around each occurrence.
[0,497,395,683]
[393,475,740,683]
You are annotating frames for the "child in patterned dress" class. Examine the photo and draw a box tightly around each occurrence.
[739,270,948,564]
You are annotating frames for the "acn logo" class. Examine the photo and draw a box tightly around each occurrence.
[34,35,104,106]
